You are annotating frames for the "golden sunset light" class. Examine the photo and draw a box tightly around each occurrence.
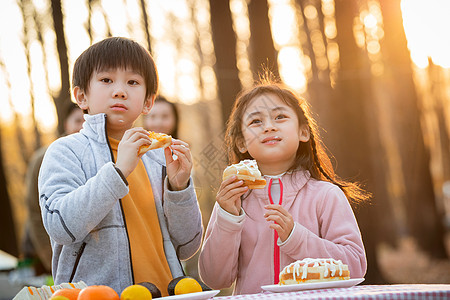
[1,2,450,296]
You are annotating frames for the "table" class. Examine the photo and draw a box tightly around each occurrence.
[214,284,450,299]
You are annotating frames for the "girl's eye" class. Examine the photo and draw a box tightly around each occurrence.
[128,80,139,85]
[101,78,112,83]
[276,114,287,120]
[249,119,262,125]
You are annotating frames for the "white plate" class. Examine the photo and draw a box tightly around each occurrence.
[162,290,220,300]
[261,278,365,293]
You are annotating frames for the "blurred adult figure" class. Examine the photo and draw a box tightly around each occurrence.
[21,103,84,274]
[143,95,179,138]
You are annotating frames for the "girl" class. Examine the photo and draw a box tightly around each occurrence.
[198,80,368,295]
[143,95,179,138]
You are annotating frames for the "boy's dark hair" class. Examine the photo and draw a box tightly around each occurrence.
[72,37,158,99]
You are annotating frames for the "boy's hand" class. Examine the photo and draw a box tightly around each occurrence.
[216,176,248,216]
[264,204,294,242]
[115,127,152,178]
[164,139,193,191]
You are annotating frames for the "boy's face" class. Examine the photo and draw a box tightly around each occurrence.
[74,68,153,138]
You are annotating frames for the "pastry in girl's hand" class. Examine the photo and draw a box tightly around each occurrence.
[222,159,266,189]
[138,131,172,155]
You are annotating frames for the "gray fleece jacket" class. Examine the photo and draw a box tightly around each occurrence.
[38,113,202,293]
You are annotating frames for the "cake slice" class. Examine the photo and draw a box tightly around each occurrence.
[279,258,350,285]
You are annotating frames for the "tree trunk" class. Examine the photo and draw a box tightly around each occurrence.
[379,0,448,258]
[247,0,279,78]
[51,0,72,135]
[0,131,19,257]
[333,0,387,284]
[140,0,153,53]
[209,0,241,124]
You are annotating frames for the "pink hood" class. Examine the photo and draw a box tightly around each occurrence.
[198,170,366,295]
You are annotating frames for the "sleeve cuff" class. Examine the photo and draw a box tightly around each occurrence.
[218,206,246,223]
[113,163,128,186]
[277,223,297,246]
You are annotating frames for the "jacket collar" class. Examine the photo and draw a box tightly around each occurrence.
[79,113,166,166]
[247,169,311,203]
[80,113,108,144]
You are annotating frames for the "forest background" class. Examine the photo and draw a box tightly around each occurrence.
[0,0,449,291]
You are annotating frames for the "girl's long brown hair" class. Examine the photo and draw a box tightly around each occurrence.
[225,79,371,204]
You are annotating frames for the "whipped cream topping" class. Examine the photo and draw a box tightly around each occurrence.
[225,159,262,179]
[281,258,346,280]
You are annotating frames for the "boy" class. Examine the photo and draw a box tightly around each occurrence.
[38,37,202,295]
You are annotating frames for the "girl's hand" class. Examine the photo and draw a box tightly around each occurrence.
[165,139,192,191]
[264,204,294,242]
[116,127,152,178]
[216,176,248,216]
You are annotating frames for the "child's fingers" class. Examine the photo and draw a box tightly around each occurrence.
[170,145,192,163]
[269,223,283,232]
[164,146,174,163]
[265,213,287,228]
[219,176,246,192]
[217,185,247,208]
[221,175,238,186]
[264,205,294,230]
[121,130,151,145]
[171,138,189,148]
[264,204,289,215]
[122,127,148,138]
[217,180,247,200]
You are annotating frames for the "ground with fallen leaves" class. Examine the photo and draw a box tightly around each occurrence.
[378,236,450,284]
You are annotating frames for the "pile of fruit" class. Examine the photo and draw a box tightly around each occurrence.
[48,276,209,299]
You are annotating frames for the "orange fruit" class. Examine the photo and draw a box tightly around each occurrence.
[51,288,81,300]
[77,285,120,300]
[120,284,152,300]
[174,278,202,295]
[49,296,70,300]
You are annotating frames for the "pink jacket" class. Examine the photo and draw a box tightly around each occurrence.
[198,170,366,295]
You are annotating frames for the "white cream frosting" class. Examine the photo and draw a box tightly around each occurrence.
[225,159,262,179]
[281,258,346,281]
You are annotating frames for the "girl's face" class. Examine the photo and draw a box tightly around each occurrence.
[64,108,84,134]
[144,101,176,135]
[240,93,309,175]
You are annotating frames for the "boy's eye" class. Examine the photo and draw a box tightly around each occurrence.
[128,80,139,85]
[101,78,112,83]
[275,114,287,120]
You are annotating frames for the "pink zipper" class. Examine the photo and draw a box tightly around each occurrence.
[268,178,283,284]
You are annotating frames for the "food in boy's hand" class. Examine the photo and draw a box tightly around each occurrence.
[137,282,161,298]
[167,276,202,296]
[279,258,350,285]
[13,281,87,300]
[222,159,266,189]
[77,285,120,300]
[120,284,152,300]
[138,131,172,155]
[49,296,69,300]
